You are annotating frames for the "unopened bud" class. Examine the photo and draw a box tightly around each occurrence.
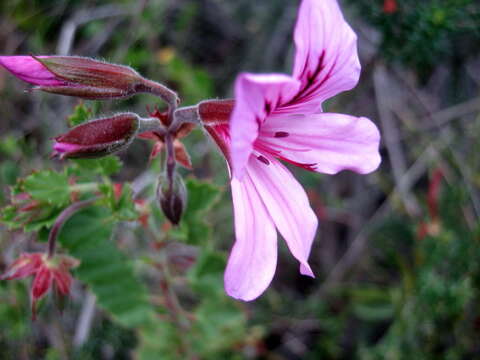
[0,56,178,105]
[198,99,234,163]
[53,113,140,159]
[35,56,148,99]
[157,173,187,225]
[198,99,234,125]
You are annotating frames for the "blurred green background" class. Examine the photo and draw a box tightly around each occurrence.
[0,0,480,359]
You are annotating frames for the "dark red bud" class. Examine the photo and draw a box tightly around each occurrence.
[53,113,140,159]
[157,173,187,225]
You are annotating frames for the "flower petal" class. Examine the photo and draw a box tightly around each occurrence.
[284,0,360,113]
[230,73,300,178]
[258,113,381,175]
[174,140,192,169]
[225,172,278,301]
[204,123,231,169]
[0,253,42,280]
[0,56,67,86]
[246,156,317,277]
[52,269,73,296]
[31,266,53,301]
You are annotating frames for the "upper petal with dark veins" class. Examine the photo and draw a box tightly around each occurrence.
[281,0,360,114]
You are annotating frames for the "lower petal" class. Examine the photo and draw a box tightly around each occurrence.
[247,156,318,277]
[225,173,278,301]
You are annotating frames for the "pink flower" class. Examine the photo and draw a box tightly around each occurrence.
[1,253,79,319]
[200,0,381,300]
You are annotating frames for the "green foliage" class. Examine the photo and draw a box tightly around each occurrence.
[22,170,71,205]
[0,170,71,232]
[162,54,215,105]
[136,321,183,360]
[357,184,480,359]
[1,201,61,233]
[58,206,154,328]
[188,250,226,296]
[348,0,480,77]
[190,299,246,356]
[136,247,247,359]
[72,156,123,177]
[67,103,93,127]
[99,182,138,221]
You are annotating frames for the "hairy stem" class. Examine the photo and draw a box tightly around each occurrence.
[137,116,164,134]
[47,197,99,258]
[140,78,179,112]
[165,132,176,185]
[170,105,200,133]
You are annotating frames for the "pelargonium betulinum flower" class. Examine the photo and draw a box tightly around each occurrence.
[200,0,381,300]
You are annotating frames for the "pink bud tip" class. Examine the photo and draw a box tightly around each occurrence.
[0,56,67,86]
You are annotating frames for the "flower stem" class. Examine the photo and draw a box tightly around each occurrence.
[140,78,179,112]
[138,116,164,134]
[165,132,176,190]
[47,197,99,259]
[170,105,200,133]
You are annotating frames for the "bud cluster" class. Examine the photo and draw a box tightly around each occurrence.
[0,53,217,318]
[0,54,196,224]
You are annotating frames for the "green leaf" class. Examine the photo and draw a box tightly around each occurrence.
[188,250,226,296]
[67,103,92,127]
[183,178,221,219]
[163,55,214,104]
[99,182,138,221]
[57,206,154,327]
[72,156,122,176]
[191,299,246,356]
[22,170,70,205]
[136,321,182,360]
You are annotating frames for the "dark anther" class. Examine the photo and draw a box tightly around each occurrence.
[274,131,289,138]
[257,155,270,165]
[264,101,272,115]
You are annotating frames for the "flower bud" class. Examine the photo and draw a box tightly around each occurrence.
[198,99,234,164]
[0,56,178,105]
[53,113,140,159]
[198,99,234,125]
[157,173,187,225]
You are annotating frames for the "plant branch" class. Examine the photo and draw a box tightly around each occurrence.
[47,197,99,258]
